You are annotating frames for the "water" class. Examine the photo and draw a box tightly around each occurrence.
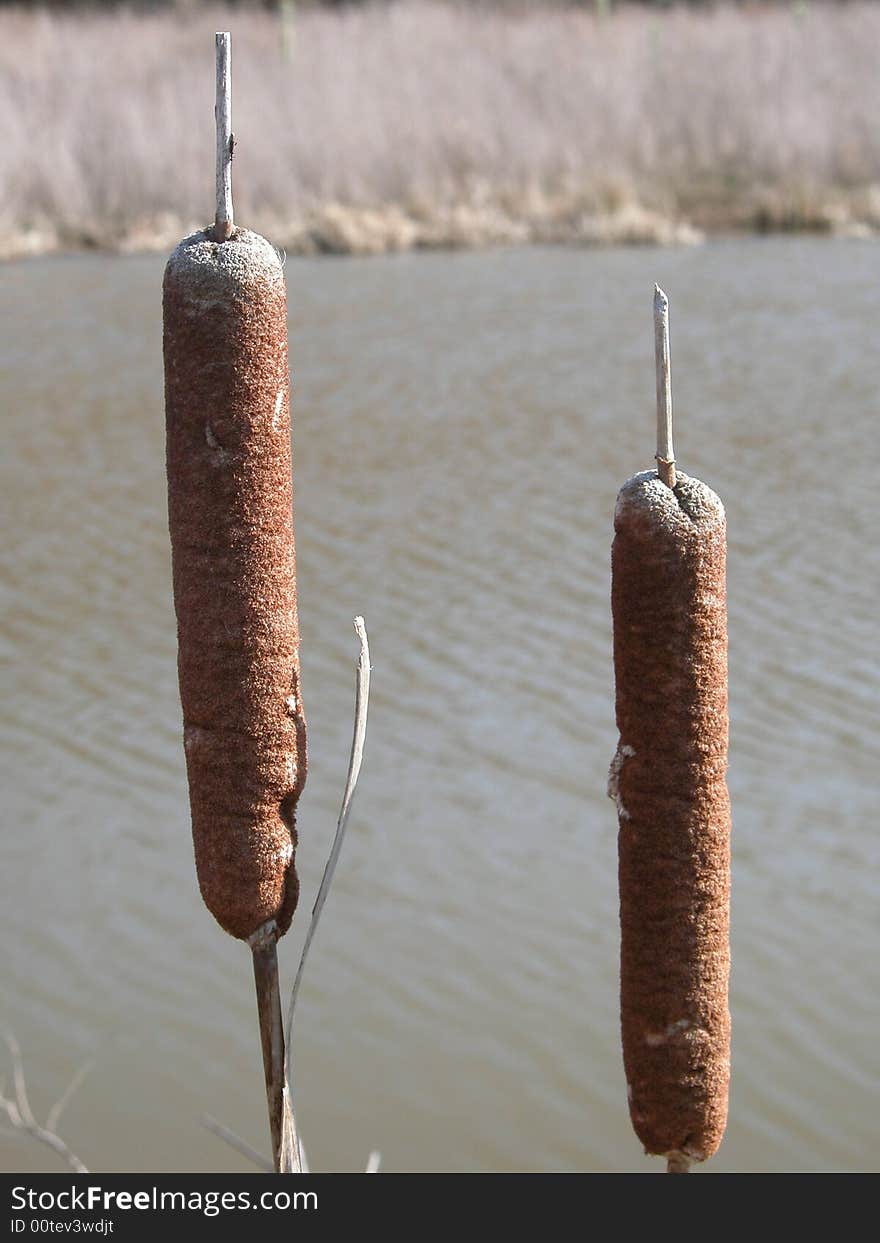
[1,238,877,1174]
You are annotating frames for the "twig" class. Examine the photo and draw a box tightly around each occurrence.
[203,1114,274,1172]
[0,1032,89,1173]
[213,32,234,241]
[654,284,676,489]
[46,1061,93,1134]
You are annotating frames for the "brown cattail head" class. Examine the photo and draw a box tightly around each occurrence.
[610,469,730,1164]
[164,227,306,942]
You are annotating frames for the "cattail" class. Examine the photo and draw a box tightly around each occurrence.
[164,226,304,943]
[164,33,304,1168]
[609,287,730,1172]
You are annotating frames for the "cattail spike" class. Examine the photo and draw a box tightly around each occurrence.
[611,471,730,1166]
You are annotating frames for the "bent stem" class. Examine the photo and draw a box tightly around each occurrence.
[285,618,371,1057]
[282,617,371,1171]
[245,618,371,1175]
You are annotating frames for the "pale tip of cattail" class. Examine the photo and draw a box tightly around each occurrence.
[614,469,725,533]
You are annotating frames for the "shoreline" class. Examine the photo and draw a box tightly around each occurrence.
[5,3,878,263]
[3,192,877,262]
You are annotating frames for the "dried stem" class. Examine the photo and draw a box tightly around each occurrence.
[654,284,676,489]
[236,618,371,1175]
[247,924,288,1173]
[286,617,371,1054]
[203,1114,274,1172]
[0,1032,89,1174]
[280,617,371,1173]
[213,32,234,241]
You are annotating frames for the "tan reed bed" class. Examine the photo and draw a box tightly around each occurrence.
[163,34,306,1172]
[2,1,879,258]
[609,289,731,1173]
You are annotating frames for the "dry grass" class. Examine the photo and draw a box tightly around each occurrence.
[2,1,879,256]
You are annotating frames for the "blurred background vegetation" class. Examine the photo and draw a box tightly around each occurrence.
[0,1,860,8]
[2,0,876,257]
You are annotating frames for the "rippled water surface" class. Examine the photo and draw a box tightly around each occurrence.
[1,239,877,1173]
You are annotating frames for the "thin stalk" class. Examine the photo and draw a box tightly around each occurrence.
[250,924,286,1172]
